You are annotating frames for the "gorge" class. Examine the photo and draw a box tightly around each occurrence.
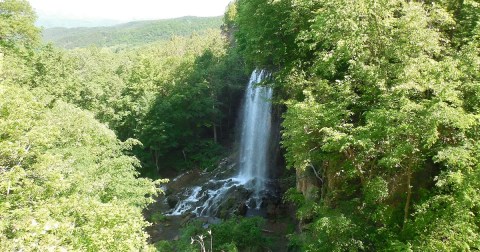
[4,0,480,250]
[165,69,276,218]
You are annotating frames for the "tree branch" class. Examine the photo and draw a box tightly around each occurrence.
[16,144,31,167]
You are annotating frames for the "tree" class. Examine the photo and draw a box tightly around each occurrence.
[235,0,480,249]
[0,0,39,50]
[0,84,160,251]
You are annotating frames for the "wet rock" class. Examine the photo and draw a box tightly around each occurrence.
[163,188,173,196]
[181,213,194,226]
[237,203,248,216]
[166,196,179,208]
[266,203,278,218]
[159,154,286,219]
[168,169,202,192]
[215,186,252,218]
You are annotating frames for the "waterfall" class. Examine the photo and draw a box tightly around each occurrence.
[165,70,274,217]
[237,69,272,207]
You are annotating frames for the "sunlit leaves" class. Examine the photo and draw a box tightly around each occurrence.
[0,85,158,250]
[236,0,480,250]
[0,0,39,50]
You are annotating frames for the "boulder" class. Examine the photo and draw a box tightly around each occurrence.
[166,196,179,208]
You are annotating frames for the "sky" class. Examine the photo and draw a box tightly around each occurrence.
[29,0,232,27]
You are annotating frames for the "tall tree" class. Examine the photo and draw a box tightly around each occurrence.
[234,0,480,250]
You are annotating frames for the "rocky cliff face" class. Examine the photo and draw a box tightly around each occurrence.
[296,168,321,201]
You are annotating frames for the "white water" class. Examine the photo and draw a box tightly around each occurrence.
[237,69,272,206]
[168,186,202,216]
[167,177,246,217]
[167,70,273,216]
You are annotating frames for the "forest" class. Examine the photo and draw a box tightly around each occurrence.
[42,16,223,49]
[1,0,480,251]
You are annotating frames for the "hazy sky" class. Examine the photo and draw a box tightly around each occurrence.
[28,0,232,21]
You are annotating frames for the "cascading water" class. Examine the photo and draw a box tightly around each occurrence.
[237,69,272,207]
[166,70,273,217]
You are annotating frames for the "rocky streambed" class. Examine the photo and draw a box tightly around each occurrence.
[144,156,293,246]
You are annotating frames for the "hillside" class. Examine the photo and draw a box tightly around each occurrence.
[4,0,480,251]
[42,16,223,48]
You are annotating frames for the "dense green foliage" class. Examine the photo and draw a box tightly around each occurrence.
[0,1,165,250]
[156,217,267,252]
[22,31,247,176]
[5,0,479,250]
[1,0,247,249]
[42,16,223,49]
[1,5,248,177]
[234,0,480,250]
[0,85,158,250]
[0,0,39,50]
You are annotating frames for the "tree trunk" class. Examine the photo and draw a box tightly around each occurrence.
[213,124,218,144]
[345,148,366,186]
[154,150,161,174]
[403,166,412,228]
[182,149,187,162]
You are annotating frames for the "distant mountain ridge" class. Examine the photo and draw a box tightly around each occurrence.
[42,16,223,49]
[36,17,122,29]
